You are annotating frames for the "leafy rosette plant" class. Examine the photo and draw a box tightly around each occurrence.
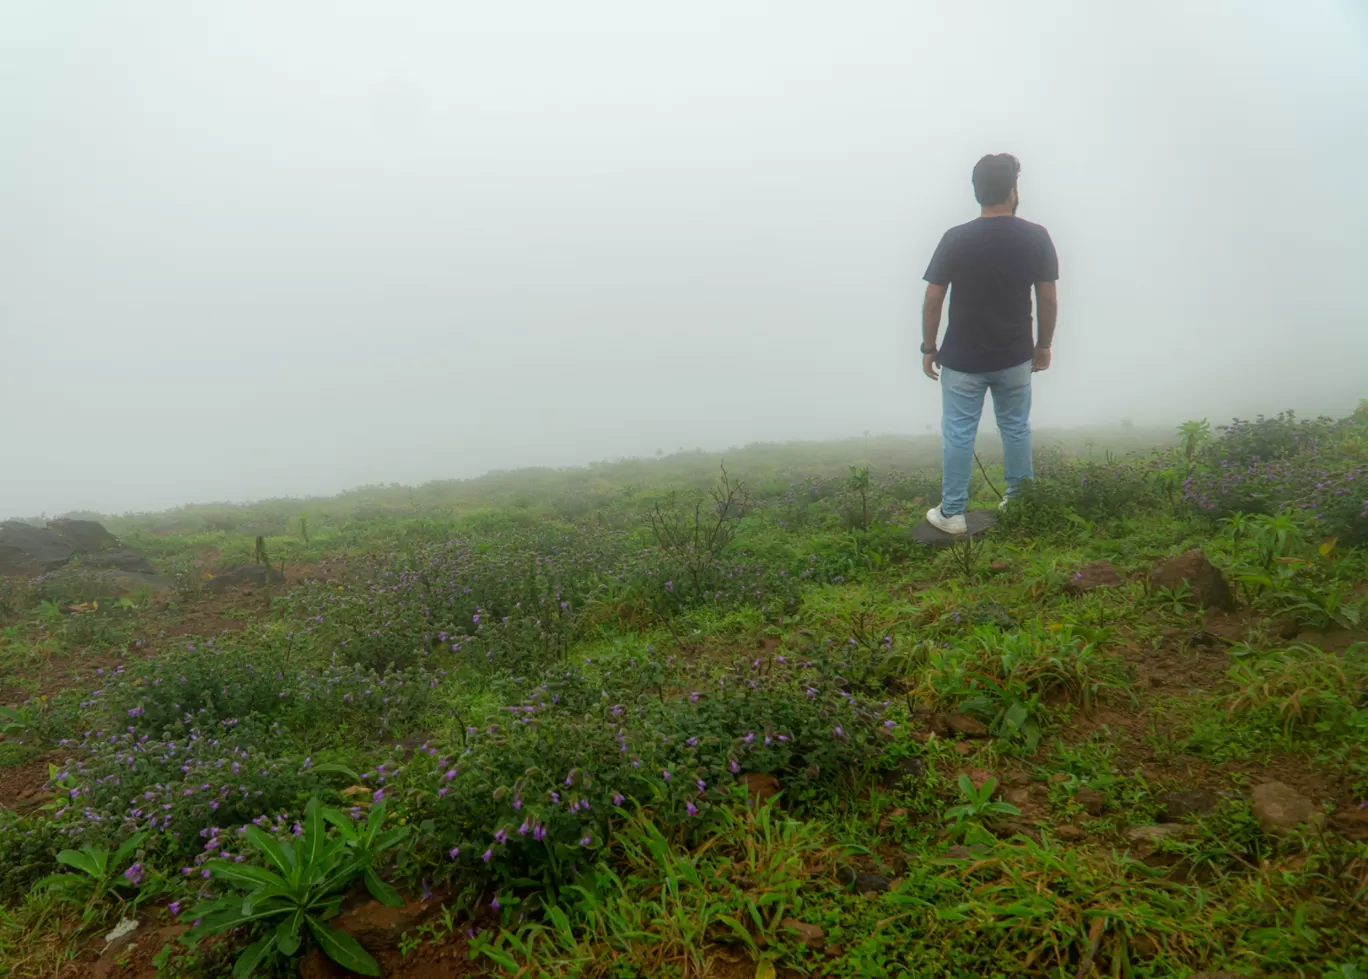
[184,796,409,978]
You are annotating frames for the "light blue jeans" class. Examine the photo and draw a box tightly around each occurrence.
[939,360,1033,516]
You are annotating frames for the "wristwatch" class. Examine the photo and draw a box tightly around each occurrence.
[920,343,938,355]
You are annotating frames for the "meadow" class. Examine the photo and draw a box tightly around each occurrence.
[1,408,1366,979]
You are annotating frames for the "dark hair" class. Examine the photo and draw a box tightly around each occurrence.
[972,153,1020,206]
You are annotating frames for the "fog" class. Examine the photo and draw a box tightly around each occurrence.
[2,1,1366,517]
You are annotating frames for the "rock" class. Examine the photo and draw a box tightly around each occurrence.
[1155,789,1220,821]
[1055,824,1086,841]
[1003,784,1048,808]
[0,521,76,574]
[332,889,445,951]
[36,567,172,600]
[81,548,154,573]
[781,918,825,948]
[102,917,139,945]
[824,944,844,957]
[1329,807,1368,841]
[1149,550,1236,611]
[1,519,153,579]
[47,519,119,553]
[732,876,758,891]
[737,772,780,802]
[1266,615,1302,640]
[989,820,1039,841]
[1074,787,1105,817]
[881,756,926,789]
[853,872,890,894]
[989,559,1010,574]
[205,564,286,593]
[1125,823,1195,846]
[911,509,997,548]
[1250,781,1322,835]
[942,713,990,738]
[1065,560,1123,595]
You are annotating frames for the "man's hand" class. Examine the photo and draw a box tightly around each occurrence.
[1032,346,1051,372]
[922,353,939,381]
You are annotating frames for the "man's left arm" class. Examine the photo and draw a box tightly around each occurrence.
[1032,228,1060,372]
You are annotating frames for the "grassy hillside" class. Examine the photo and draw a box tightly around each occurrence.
[1,408,1365,979]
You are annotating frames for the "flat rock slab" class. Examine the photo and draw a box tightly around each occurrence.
[910,510,997,548]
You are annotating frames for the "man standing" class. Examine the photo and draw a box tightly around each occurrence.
[920,153,1059,535]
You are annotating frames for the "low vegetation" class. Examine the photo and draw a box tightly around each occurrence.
[1,405,1366,978]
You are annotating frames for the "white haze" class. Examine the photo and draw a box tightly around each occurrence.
[2,0,1366,517]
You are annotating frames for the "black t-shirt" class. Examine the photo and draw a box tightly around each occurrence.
[923,216,1058,374]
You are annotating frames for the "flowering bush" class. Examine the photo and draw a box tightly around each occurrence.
[997,451,1161,533]
[336,651,891,899]
[1181,410,1368,544]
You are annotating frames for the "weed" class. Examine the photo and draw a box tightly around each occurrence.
[185,797,408,978]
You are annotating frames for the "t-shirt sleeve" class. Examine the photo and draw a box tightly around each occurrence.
[923,231,954,286]
[1036,227,1059,281]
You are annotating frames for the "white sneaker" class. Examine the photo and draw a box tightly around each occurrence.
[926,505,968,535]
[998,497,1010,511]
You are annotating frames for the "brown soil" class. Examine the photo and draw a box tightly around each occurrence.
[1062,634,1361,811]
[0,754,56,812]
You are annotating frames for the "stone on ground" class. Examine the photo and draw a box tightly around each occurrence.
[205,564,286,593]
[1251,781,1322,835]
[1155,789,1221,821]
[1064,560,1124,595]
[1149,550,1237,611]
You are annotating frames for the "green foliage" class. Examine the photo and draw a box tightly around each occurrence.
[997,449,1162,535]
[5,406,1368,979]
[185,797,408,978]
[942,775,1019,834]
[34,831,149,925]
[471,801,828,977]
[915,623,1125,751]
[1178,418,1212,461]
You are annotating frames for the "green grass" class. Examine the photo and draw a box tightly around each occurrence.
[1,410,1366,978]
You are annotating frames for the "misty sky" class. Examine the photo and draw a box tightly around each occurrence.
[3,1,1366,517]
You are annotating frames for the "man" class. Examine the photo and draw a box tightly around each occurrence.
[920,153,1059,535]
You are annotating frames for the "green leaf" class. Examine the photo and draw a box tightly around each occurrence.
[55,849,102,879]
[321,808,359,843]
[275,912,302,956]
[244,826,296,878]
[232,937,276,979]
[307,918,380,977]
[363,801,387,849]
[310,763,363,782]
[363,868,402,908]
[187,899,292,937]
[478,947,520,970]
[300,797,327,875]
[369,826,409,853]
[111,831,149,871]
[203,860,288,892]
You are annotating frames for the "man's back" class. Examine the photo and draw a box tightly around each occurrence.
[924,216,1057,374]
